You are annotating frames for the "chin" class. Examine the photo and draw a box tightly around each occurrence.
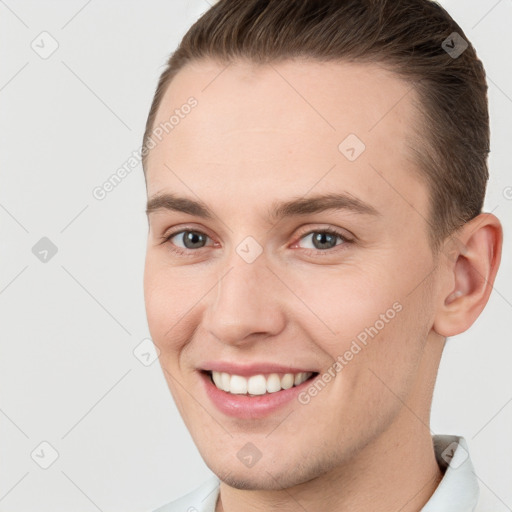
[207,458,328,491]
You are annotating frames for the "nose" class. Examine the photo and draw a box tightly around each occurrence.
[202,252,286,346]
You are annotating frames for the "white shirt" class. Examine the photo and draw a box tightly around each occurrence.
[152,435,479,512]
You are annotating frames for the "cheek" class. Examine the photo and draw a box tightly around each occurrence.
[288,265,401,353]
[144,269,169,339]
[302,250,431,348]
[143,258,215,360]
[330,278,433,416]
[143,259,186,352]
[294,261,431,389]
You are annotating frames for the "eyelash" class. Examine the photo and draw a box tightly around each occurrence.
[160,226,353,258]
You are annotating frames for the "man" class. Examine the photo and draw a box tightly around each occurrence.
[142,0,503,510]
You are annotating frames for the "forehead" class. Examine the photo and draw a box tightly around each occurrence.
[146,59,429,235]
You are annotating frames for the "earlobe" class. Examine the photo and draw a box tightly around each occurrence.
[433,213,503,338]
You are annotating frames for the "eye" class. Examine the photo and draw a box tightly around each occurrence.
[162,229,213,256]
[294,228,350,253]
[160,226,352,258]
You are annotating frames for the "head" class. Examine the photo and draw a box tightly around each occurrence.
[142,0,502,491]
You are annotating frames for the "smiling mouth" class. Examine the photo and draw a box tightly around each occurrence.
[204,370,319,396]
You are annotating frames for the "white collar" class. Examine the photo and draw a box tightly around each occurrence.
[420,434,479,511]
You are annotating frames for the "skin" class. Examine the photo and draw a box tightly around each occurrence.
[143,59,502,512]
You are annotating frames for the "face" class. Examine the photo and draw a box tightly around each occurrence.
[143,59,441,490]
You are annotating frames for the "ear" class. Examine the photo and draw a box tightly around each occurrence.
[433,213,503,337]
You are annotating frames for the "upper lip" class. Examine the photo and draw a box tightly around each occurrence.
[200,361,318,376]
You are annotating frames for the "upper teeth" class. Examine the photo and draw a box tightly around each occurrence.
[211,371,313,395]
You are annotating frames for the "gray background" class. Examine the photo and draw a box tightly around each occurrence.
[1,1,511,511]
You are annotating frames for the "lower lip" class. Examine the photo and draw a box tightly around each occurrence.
[200,371,316,419]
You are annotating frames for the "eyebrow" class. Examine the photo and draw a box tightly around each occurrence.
[146,191,380,221]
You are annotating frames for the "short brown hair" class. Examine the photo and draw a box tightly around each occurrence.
[142,0,489,253]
